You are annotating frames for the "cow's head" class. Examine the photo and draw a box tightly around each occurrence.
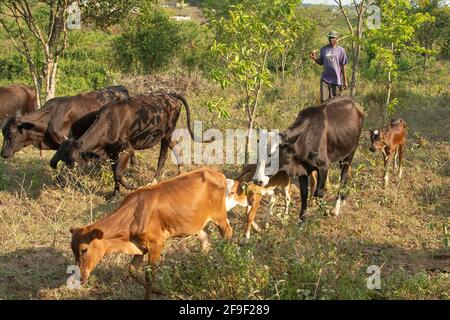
[252,159,271,186]
[70,226,105,282]
[62,138,102,168]
[50,137,73,169]
[225,179,249,211]
[369,129,386,153]
[1,117,35,159]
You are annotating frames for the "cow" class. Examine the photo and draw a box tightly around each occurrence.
[252,96,364,221]
[69,167,233,299]
[1,85,129,159]
[369,118,407,186]
[55,91,213,198]
[0,84,36,126]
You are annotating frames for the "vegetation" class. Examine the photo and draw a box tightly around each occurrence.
[0,1,448,300]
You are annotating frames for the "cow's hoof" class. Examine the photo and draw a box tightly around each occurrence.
[106,192,120,202]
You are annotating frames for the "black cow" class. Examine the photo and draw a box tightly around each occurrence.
[55,91,210,198]
[0,84,36,126]
[253,96,364,221]
[1,86,129,159]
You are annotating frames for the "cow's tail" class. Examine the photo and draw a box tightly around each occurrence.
[169,93,214,143]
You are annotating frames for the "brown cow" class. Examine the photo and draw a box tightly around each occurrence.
[1,85,129,159]
[0,84,36,125]
[369,118,407,186]
[69,167,233,299]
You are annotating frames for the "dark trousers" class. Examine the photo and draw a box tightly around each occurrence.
[320,80,342,102]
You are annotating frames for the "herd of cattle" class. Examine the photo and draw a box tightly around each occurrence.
[0,83,408,299]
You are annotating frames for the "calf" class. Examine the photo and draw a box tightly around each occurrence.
[69,167,233,299]
[369,118,407,186]
[226,164,317,239]
[57,91,212,198]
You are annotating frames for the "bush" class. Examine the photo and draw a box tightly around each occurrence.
[112,4,215,75]
[113,8,184,74]
[56,30,115,96]
[0,54,28,81]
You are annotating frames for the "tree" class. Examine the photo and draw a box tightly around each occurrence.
[210,0,303,160]
[80,0,151,29]
[0,1,71,106]
[365,0,433,119]
[412,0,450,61]
[274,8,311,82]
[334,0,374,96]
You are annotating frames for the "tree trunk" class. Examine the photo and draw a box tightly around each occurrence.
[45,58,58,102]
[245,117,254,164]
[385,69,392,121]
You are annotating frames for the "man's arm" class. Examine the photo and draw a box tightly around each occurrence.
[310,50,323,65]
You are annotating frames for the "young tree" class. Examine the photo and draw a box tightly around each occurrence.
[334,0,374,96]
[0,0,70,107]
[365,0,433,119]
[210,0,303,159]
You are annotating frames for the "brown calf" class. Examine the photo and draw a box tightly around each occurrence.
[226,164,317,240]
[369,118,407,186]
[70,167,232,299]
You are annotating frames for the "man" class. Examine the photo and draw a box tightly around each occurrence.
[310,31,348,102]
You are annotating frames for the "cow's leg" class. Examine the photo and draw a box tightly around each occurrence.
[144,241,164,300]
[245,195,261,240]
[168,140,183,175]
[150,139,170,184]
[283,183,291,216]
[197,230,211,252]
[298,175,309,222]
[393,147,399,174]
[128,254,145,285]
[314,167,328,198]
[398,144,405,178]
[110,153,136,199]
[216,216,233,240]
[383,152,392,187]
[308,171,317,206]
[128,150,137,166]
[333,151,355,216]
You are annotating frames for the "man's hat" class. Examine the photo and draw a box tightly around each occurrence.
[327,31,339,38]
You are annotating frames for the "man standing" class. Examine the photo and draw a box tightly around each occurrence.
[310,31,348,102]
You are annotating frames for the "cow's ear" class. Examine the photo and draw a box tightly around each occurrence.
[89,229,104,241]
[18,122,34,130]
[69,227,76,234]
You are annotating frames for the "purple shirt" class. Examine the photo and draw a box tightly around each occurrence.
[318,45,348,85]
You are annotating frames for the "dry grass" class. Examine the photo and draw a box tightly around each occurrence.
[0,64,448,300]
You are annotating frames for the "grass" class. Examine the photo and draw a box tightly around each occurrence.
[0,62,448,300]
